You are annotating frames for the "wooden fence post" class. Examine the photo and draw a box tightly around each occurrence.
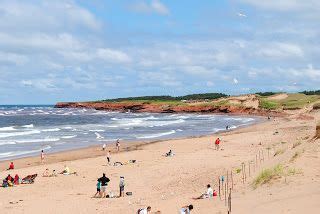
[218,176,221,199]
[231,171,233,190]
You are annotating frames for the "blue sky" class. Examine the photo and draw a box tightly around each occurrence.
[0,0,319,104]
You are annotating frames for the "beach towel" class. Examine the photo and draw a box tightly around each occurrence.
[21,174,37,184]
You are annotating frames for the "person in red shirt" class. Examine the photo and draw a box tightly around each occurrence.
[14,174,20,185]
[215,138,220,150]
[8,162,14,170]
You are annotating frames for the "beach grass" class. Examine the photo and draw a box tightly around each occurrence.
[259,99,279,110]
[292,141,302,149]
[274,148,285,156]
[259,93,320,110]
[279,94,319,110]
[290,151,301,162]
[252,164,284,188]
[252,164,300,188]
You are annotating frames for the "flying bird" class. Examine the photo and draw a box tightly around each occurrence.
[237,12,247,18]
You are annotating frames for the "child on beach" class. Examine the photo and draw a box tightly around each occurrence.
[215,138,220,150]
[119,176,125,197]
[94,179,101,198]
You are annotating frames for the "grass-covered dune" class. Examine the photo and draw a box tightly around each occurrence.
[56,91,320,114]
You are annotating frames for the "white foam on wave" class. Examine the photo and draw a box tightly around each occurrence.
[136,130,176,139]
[0,141,16,146]
[0,126,16,131]
[0,145,51,160]
[42,128,61,132]
[22,124,34,128]
[61,135,77,139]
[0,130,41,138]
[15,138,60,143]
[112,118,185,128]
[89,129,104,132]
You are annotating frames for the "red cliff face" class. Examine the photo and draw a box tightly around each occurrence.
[55,101,280,116]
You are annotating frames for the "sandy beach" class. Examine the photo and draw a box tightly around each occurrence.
[0,109,319,214]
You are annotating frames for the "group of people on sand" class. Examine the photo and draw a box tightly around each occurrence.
[2,174,20,187]
[93,173,126,199]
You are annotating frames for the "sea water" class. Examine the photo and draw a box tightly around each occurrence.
[0,105,262,160]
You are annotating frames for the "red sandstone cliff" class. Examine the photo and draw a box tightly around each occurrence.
[54,101,280,116]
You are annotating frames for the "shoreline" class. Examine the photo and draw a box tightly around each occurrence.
[0,115,267,170]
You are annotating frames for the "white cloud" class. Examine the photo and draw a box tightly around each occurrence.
[130,0,169,15]
[96,48,132,63]
[0,51,28,65]
[256,42,303,59]
[239,0,320,12]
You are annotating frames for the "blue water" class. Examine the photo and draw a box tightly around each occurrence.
[0,105,262,161]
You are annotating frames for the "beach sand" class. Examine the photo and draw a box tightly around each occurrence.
[0,110,319,213]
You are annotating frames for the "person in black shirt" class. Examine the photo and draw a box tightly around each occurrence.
[98,173,110,198]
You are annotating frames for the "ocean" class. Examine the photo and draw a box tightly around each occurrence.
[0,105,262,161]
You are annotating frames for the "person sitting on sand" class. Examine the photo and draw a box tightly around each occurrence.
[98,173,110,198]
[165,149,175,157]
[215,138,220,150]
[194,184,214,199]
[43,168,50,177]
[60,165,70,175]
[93,179,101,198]
[51,170,57,177]
[7,162,14,170]
[14,174,20,185]
[180,204,193,214]
[5,174,14,187]
[137,206,151,214]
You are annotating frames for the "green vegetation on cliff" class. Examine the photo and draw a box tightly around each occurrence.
[102,93,228,102]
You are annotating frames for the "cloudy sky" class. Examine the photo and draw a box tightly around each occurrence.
[0,0,319,104]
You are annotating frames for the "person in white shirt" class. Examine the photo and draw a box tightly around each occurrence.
[102,143,106,151]
[137,206,151,214]
[194,184,213,199]
[180,204,193,214]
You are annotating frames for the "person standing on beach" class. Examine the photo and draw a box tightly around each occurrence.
[215,138,220,150]
[107,151,111,165]
[41,150,45,163]
[98,173,110,198]
[116,139,120,152]
[119,176,125,197]
[102,143,106,151]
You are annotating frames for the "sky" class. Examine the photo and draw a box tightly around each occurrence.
[0,0,319,104]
